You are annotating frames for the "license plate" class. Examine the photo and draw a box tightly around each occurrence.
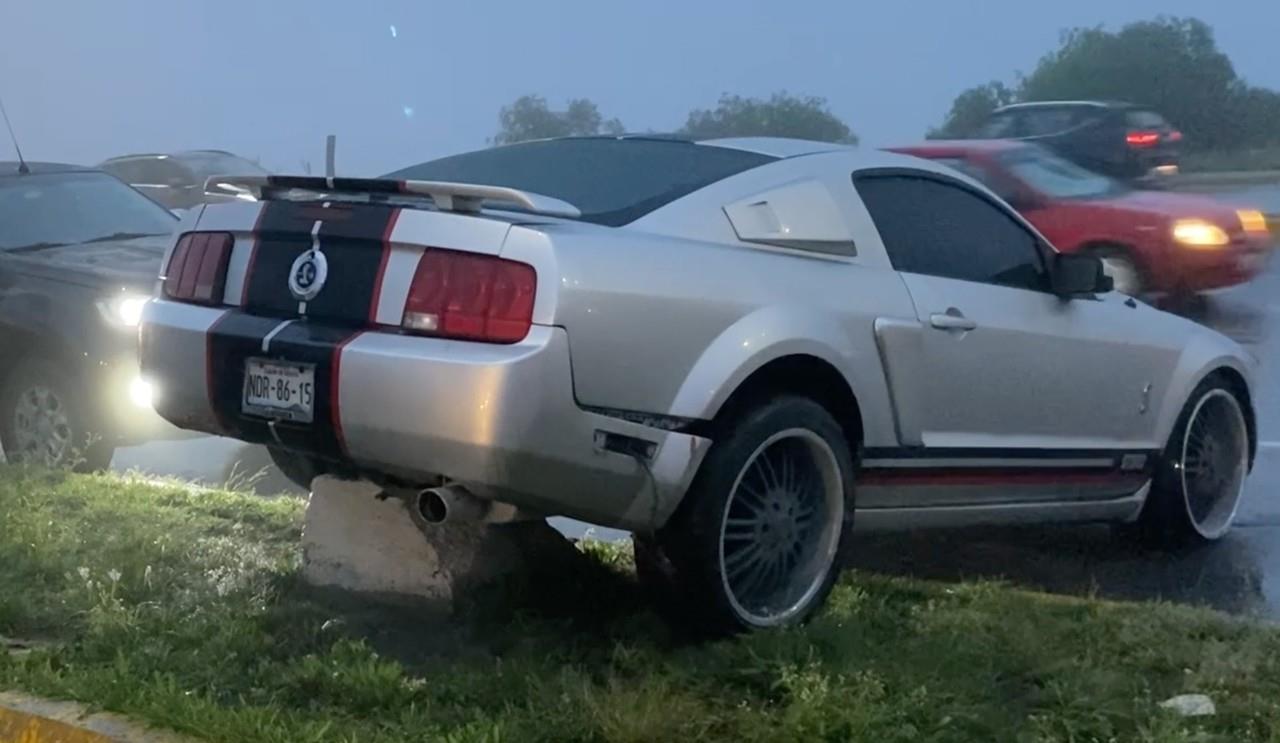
[242,359,315,423]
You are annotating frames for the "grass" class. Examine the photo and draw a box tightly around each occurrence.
[4,468,1280,741]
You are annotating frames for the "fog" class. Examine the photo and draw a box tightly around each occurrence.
[4,0,1278,175]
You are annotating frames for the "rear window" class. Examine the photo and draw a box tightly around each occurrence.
[1125,110,1170,129]
[384,138,776,226]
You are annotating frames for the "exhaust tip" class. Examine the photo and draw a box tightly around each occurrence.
[416,489,449,524]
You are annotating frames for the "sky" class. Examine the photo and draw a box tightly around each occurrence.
[4,1,1278,176]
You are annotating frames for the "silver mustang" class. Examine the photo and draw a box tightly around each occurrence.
[139,136,1257,633]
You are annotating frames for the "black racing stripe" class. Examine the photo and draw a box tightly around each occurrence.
[205,311,357,461]
[241,201,398,326]
[266,175,405,193]
[206,312,286,443]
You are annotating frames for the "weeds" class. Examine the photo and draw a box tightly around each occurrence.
[3,466,1280,741]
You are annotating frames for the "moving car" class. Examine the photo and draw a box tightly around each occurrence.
[977,101,1182,181]
[0,161,181,468]
[139,137,1257,633]
[888,141,1271,299]
[99,150,268,211]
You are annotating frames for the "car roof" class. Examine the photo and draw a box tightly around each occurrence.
[0,161,98,177]
[697,137,852,158]
[508,134,852,160]
[101,149,240,163]
[995,100,1140,113]
[888,139,1027,157]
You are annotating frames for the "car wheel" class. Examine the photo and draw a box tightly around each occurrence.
[637,396,854,635]
[0,358,113,472]
[1138,378,1250,546]
[1092,248,1145,297]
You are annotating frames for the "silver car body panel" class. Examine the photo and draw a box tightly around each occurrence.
[138,139,1257,532]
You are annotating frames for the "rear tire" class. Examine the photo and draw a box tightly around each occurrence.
[0,357,113,472]
[1137,378,1250,548]
[636,396,855,636]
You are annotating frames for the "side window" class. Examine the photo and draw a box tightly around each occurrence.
[855,174,1048,291]
[1021,108,1079,136]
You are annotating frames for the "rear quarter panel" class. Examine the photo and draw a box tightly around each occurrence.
[512,219,916,450]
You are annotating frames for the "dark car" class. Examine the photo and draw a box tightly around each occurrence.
[98,150,268,210]
[0,161,182,469]
[976,101,1182,181]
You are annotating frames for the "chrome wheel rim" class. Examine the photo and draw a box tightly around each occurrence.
[1101,256,1141,296]
[12,385,73,466]
[1179,389,1248,540]
[718,429,844,627]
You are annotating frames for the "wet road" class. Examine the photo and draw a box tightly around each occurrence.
[114,182,1280,618]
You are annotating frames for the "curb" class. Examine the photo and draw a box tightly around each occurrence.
[0,693,190,743]
[0,704,114,742]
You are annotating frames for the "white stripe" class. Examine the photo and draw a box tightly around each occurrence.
[861,457,1116,469]
[374,245,425,325]
[260,319,295,353]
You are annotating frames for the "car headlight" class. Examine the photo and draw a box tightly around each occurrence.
[1172,219,1230,248]
[1237,210,1269,236]
[97,294,150,327]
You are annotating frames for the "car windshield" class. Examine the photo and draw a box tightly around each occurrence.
[176,152,269,177]
[997,146,1122,199]
[383,138,775,226]
[0,171,176,251]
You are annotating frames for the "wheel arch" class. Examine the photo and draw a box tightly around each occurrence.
[705,354,864,452]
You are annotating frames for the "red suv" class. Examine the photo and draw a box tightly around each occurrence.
[889,140,1272,299]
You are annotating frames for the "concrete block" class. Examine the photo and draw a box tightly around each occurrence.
[301,476,578,604]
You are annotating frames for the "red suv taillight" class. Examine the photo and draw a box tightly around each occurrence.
[163,232,234,304]
[1125,130,1161,148]
[401,249,537,344]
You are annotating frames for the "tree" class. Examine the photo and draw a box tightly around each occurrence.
[928,82,1016,139]
[492,95,624,146]
[680,92,857,144]
[1018,18,1240,149]
[930,17,1280,150]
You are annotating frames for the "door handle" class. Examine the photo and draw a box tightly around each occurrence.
[929,309,977,332]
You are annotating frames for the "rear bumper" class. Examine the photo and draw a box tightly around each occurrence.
[139,300,710,530]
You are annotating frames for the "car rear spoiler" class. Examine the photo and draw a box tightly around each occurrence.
[203,175,582,219]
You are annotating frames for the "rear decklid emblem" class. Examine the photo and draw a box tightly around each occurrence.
[288,247,329,301]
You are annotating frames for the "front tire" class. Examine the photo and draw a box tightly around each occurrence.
[0,357,114,472]
[636,397,854,635]
[1138,379,1250,546]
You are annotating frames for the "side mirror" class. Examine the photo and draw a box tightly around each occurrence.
[1051,253,1112,297]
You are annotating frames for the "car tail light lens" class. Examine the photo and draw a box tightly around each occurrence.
[1167,130,1183,143]
[402,249,537,343]
[1126,131,1161,148]
[163,232,234,304]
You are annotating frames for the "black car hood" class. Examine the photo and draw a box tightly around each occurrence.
[11,235,169,287]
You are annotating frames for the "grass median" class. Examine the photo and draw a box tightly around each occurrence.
[3,466,1280,741]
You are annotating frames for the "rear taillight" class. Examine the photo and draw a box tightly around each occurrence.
[163,232,233,304]
[1126,131,1161,148]
[402,249,536,344]
[1167,130,1183,143]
